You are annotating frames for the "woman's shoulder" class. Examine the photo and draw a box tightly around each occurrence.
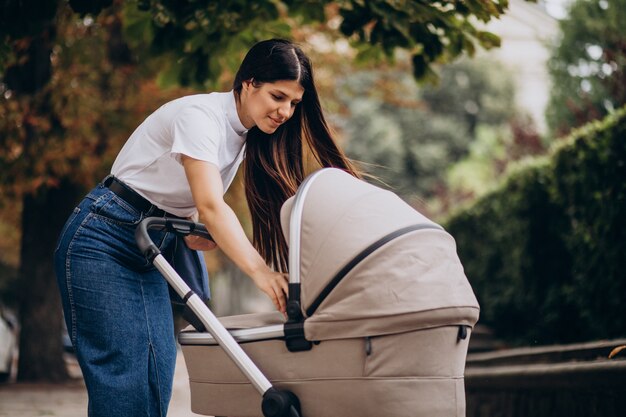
[165,92,223,109]
[157,92,230,123]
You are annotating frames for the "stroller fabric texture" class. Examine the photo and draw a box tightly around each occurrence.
[179,168,480,417]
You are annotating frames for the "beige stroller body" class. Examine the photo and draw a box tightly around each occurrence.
[179,168,480,416]
[138,168,479,417]
[182,314,473,417]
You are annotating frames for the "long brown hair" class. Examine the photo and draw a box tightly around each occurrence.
[233,39,360,272]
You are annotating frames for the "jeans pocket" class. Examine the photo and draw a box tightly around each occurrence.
[90,192,143,226]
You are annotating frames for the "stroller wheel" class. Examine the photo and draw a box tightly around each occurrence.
[261,388,302,417]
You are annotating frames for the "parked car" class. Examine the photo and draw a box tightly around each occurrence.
[0,305,18,383]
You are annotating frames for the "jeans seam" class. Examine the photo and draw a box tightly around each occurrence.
[64,212,93,346]
[149,343,164,417]
[139,277,163,417]
[54,206,81,254]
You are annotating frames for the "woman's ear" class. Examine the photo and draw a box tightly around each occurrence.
[243,78,254,91]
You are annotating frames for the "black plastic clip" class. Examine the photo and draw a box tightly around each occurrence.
[284,283,312,352]
[284,321,312,352]
[457,325,468,341]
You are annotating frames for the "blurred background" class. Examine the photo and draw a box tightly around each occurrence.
[1,0,625,415]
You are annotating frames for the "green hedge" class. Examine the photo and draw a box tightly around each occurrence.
[445,107,626,345]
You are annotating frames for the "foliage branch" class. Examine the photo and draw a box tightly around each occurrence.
[110,0,506,86]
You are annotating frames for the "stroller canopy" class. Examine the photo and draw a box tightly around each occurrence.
[280,168,479,341]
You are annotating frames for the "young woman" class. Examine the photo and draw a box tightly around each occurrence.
[54,39,360,416]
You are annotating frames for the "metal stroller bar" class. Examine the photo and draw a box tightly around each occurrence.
[288,168,330,285]
[284,169,334,351]
[136,217,302,417]
[180,323,285,345]
[152,254,272,394]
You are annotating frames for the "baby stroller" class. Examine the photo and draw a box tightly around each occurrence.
[136,168,480,417]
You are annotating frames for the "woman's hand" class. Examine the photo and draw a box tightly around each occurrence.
[251,270,289,314]
[183,234,218,251]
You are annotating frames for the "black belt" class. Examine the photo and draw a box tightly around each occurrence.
[103,175,180,218]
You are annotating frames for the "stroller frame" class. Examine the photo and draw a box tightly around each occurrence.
[136,218,301,417]
[136,169,348,416]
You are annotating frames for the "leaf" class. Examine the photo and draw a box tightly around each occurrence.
[423,36,444,60]
[463,37,476,57]
[289,1,325,23]
[155,56,183,88]
[608,345,626,359]
[123,5,154,46]
[353,42,385,66]
[475,30,501,49]
[412,53,427,79]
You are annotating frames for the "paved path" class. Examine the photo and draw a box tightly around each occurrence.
[0,350,205,417]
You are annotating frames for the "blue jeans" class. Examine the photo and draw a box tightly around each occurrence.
[54,183,177,417]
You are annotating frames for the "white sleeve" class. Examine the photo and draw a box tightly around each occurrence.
[170,104,222,166]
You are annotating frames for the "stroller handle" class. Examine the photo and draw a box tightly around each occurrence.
[135,217,213,261]
[137,217,304,411]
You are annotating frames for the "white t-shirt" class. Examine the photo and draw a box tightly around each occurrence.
[111,91,247,218]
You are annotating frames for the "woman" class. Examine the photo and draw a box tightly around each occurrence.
[54,38,360,416]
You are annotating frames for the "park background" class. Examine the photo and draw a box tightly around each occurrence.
[0,0,625,416]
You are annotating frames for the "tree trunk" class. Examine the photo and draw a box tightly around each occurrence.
[17,179,83,382]
[10,3,131,382]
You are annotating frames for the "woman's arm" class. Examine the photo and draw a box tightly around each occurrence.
[182,155,288,313]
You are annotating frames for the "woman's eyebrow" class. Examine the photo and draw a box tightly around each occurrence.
[272,88,303,101]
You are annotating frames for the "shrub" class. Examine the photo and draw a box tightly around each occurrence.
[445,107,626,345]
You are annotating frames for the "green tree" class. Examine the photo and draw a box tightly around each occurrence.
[445,107,626,344]
[443,113,545,213]
[337,57,517,210]
[121,0,508,87]
[546,0,626,137]
[0,0,515,381]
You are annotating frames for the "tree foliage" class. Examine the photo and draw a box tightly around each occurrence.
[446,106,626,345]
[547,0,626,137]
[1,7,140,200]
[335,57,517,211]
[120,0,509,87]
[0,0,521,199]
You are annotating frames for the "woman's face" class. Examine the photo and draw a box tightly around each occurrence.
[239,79,305,134]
